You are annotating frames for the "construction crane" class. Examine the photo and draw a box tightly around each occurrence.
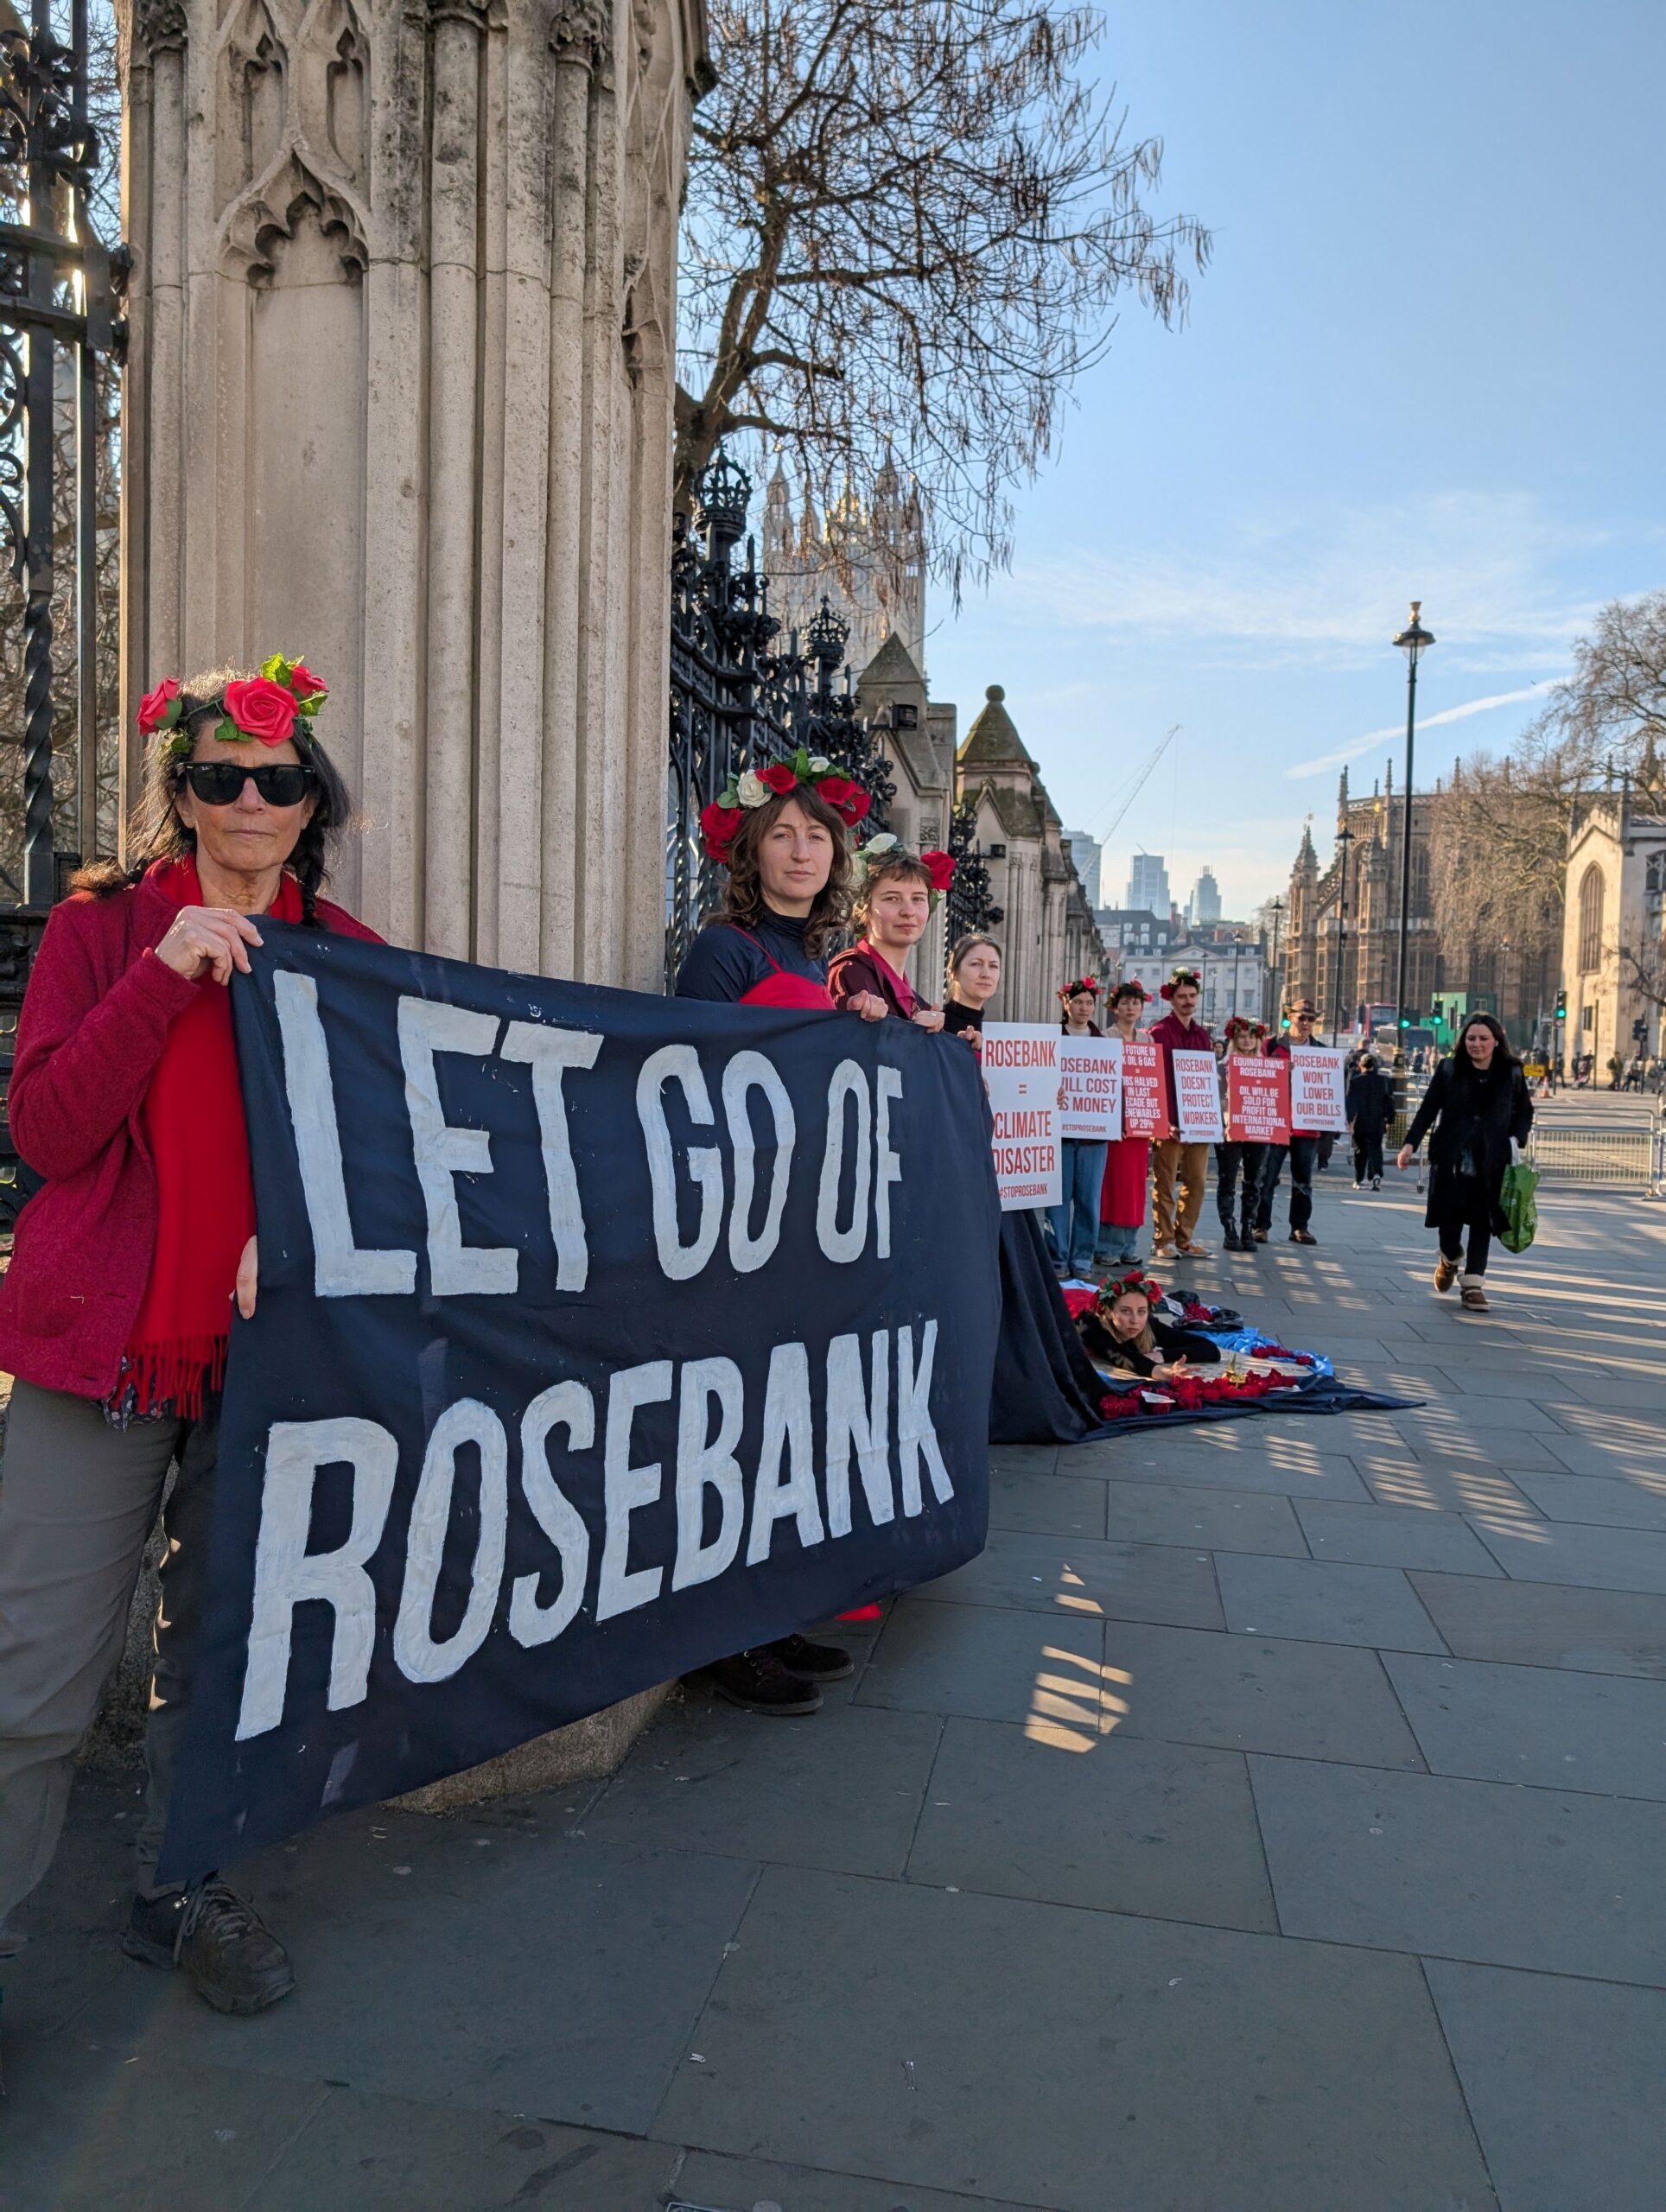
[1084,724,1181,842]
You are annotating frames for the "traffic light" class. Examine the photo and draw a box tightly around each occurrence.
[1399,1015,1411,1028]
[1555,988,1567,1019]
[1633,1019,1648,1043]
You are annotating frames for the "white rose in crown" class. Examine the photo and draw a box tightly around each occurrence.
[809,755,830,773]
[735,768,768,807]
[863,833,899,857]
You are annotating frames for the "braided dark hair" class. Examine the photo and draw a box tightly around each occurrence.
[72,664,353,925]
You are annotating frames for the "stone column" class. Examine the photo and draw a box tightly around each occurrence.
[118,0,709,994]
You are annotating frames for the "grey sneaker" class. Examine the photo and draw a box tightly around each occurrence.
[123,1879,296,2015]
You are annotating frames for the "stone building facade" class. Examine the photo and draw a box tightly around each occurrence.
[1561,791,1666,1071]
[1119,938,1264,1033]
[763,455,925,677]
[118,0,709,993]
[854,631,956,996]
[1283,767,1440,1029]
[955,685,1104,1022]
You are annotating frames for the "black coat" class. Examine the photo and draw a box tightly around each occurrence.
[1345,1070,1394,1135]
[1079,1308,1221,1378]
[1405,1056,1533,1232]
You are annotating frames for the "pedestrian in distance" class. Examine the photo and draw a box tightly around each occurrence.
[1346,1051,1394,1188]
[1256,997,1324,1245]
[1215,1014,1271,1254]
[0,658,372,2012]
[1148,967,1214,1260]
[1396,1012,1534,1313]
[1046,976,1109,1280]
[1096,979,1152,1266]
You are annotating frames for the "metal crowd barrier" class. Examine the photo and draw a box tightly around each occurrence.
[1528,1117,1661,1192]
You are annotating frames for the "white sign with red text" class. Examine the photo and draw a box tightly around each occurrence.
[1288,1046,1349,1134]
[1171,1049,1225,1141]
[1058,1036,1124,1142]
[982,1024,1063,1211]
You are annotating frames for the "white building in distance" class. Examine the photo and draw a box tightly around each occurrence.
[1127,852,1171,916]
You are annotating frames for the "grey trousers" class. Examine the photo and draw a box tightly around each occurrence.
[0,1378,219,1920]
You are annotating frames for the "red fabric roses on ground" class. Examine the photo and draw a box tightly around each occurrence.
[224,676,299,745]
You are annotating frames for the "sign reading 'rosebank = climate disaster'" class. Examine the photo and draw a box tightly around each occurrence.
[981,1024,1063,1211]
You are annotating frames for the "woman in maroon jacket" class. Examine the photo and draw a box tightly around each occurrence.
[0,658,377,2014]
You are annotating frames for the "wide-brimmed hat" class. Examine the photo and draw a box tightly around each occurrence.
[1284,996,1319,1017]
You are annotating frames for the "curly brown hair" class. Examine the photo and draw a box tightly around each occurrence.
[709,785,854,957]
[72,664,354,925]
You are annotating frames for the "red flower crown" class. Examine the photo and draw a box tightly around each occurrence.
[1057,976,1100,1003]
[1098,1269,1162,1309]
[1160,968,1201,1001]
[139,653,327,760]
[699,747,871,866]
[1113,979,1152,1004]
[854,833,957,907]
[1224,1015,1268,1041]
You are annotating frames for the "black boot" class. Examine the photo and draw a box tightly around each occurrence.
[1239,1215,1260,1252]
[123,1878,296,2016]
[768,1632,854,1681]
[1220,1223,1243,1252]
[704,1647,823,1714]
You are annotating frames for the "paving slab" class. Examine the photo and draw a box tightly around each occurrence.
[581,1697,944,1878]
[906,1714,1277,1932]
[1294,1498,1504,1574]
[859,1599,1107,1732]
[1509,1466,1666,1532]
[1214,1553,1447,1652]
[245,2092,677,2212]
[1099,1478,1308,1558]
[1250,1754,1666,1984]
[1471,1515,1666,1594]
[1359,1455,1542,1520]
[989,1446,1060,1478]
[1538,1418,1666,1479]
[912,1529,1223,1630]
[1098,1617,1425,1766]
[1383,1650,1666,1800]
[652,1867,1497,2212]
[1072,1437,1372,1503]
[1410,1570,1666,1677]
[1424,1961,1666,2212]
[47,1824,760,2138]
[674,2150,1051,2212]
[989,1465,1108,1537]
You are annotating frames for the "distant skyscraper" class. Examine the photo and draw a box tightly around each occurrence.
[1127,852,1170,916]
[1063,829,1102,907]
[1191,866,1221,927]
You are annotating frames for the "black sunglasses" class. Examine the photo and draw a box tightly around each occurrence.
[181,760,315,807]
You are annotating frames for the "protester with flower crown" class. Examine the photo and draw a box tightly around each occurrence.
[1255,996,1323,1245]
[675,752,880,1713]
[827,835,955,1027]
[0,658,373,2012]
[1078,1270,1222,1382]
[1216,1015,1273,1254]
[1148,967,1214,1259]
[1044,976,1108,1280]
[1096,979,1151,1266]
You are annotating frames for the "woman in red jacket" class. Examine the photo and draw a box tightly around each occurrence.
[0,658,377,2014]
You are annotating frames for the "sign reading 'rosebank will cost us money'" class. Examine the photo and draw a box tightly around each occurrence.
[982,1024,1063,1211]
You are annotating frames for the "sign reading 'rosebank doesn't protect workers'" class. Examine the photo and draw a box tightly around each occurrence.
[156,931,1001,1883]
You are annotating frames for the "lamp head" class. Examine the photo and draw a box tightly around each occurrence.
[1393,599,1435,664]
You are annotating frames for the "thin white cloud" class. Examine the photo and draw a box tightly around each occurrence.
[1282,682,1559,779]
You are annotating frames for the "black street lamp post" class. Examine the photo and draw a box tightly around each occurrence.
[1391,601,1435,1069]
[1268,898,1285,1026]
[1332,825,1355,1046]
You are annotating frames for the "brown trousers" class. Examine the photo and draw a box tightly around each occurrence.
[1151,1139,1210,1248]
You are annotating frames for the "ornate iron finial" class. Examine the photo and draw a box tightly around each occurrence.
[804,595,849,669]
[694,448,751,550]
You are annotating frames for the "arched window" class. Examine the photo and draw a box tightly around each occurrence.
[1578,865,1605,974]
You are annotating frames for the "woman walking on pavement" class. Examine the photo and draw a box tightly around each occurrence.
[1216,1016,1271,1254]
[1396,1012,1534,1312]
[1347,1051,1395,1188]
[0,658,372,2011]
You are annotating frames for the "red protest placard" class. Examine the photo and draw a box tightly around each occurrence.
[1226,1056,1291,1144]
[1121,1039,1172,1141]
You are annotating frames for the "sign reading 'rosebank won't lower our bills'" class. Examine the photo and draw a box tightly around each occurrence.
[1058,1036,1123,1141]
[1288,1046,1349,1134]
[982,1024,1063,1211]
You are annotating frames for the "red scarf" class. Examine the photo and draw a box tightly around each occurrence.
[123,858,302,1415]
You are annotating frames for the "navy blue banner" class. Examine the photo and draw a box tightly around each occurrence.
[158,929,999,1882]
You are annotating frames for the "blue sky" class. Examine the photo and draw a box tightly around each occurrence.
[925,0,1666,922]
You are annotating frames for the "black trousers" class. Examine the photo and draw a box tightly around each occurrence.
[1437,1176,1495,1276]
[1216,1141,1269,1230]
[1352,1131,1385,1182]
[1256,1134,1318,1232]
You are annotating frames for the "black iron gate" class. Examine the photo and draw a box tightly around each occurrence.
[0,0,124,1223]
[665,451,897,985]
